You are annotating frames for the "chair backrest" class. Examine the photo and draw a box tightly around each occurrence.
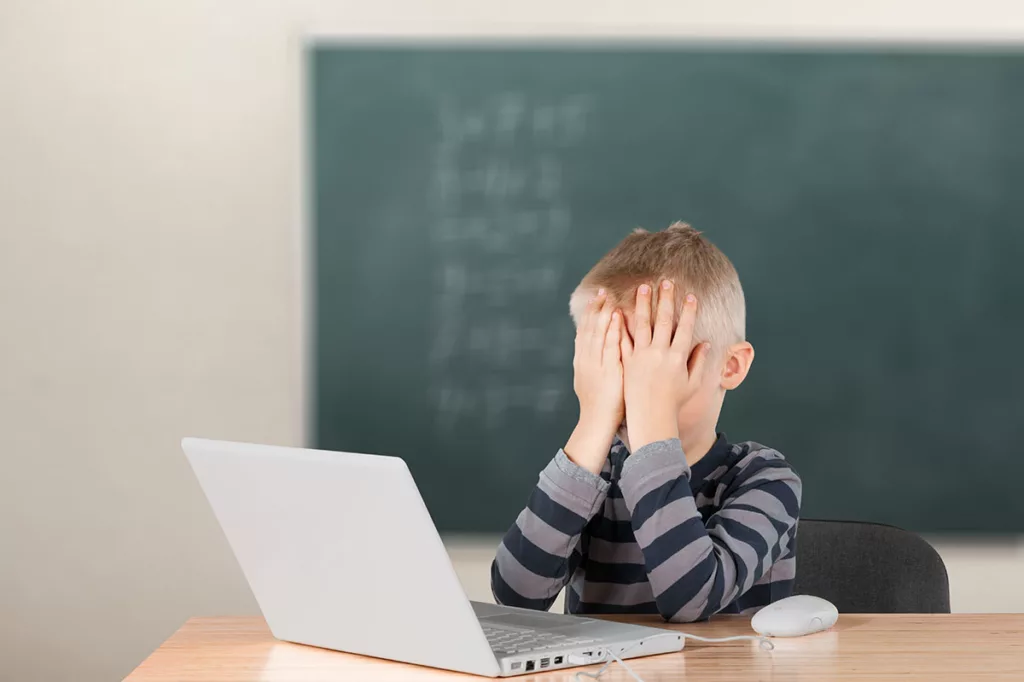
[792,519,950,613]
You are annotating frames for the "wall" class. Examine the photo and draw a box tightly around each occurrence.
[2,2,1023,681]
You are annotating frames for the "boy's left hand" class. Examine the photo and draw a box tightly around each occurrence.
[620,280,710,451]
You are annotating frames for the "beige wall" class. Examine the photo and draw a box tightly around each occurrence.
[3,2,1024,681]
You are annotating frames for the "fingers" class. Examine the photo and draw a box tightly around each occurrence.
[672,292,698,354]
[619,314,634,358]
[633,284,653,346]
[687,341,712,384]
[603,310,622,366]
[652,280,676,347]
[591,295,614,357]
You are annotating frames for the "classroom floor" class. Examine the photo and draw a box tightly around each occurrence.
[444,536,1024,613]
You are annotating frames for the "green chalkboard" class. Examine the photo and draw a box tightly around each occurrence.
[310,45,1024,533]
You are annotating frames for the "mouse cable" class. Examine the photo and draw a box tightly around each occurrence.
[681,633,774,650]
[573,633,773,682]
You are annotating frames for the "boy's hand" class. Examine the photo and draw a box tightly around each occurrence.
[564,290,625,475]
[620,281,710,451]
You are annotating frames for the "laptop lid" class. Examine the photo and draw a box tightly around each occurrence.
[181,437,500,677]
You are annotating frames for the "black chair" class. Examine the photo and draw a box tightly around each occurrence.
[792,519,950,613]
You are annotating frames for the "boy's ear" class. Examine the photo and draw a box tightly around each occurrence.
[720,341,754,391]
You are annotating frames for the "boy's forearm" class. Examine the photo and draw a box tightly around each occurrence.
[617,439,800,622]
[616,439,706,621]
[564,415,618,475]
[491,449,611,609]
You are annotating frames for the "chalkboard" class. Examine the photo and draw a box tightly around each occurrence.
[309,45,1024,533]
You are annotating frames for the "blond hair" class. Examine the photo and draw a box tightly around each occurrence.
[569,222,746,348]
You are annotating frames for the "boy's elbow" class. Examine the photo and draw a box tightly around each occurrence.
[654,558,721,622]
[490,557,536,608]
[655,569,726,622]
[489,559,505,604]
[660,601,709,624]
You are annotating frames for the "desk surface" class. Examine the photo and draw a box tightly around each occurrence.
[125,614,1024,681]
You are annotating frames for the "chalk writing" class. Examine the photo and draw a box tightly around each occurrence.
[429,93,592,429]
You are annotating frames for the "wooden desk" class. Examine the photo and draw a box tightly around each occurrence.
[125,614,1024,681]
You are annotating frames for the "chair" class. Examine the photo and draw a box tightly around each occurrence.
[791,519,950,613]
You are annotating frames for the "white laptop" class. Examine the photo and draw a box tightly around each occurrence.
[181,437,684,677]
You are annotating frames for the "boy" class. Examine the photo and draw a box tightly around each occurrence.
[491,222,801,622]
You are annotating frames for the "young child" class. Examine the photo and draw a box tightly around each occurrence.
[491,222,801,622]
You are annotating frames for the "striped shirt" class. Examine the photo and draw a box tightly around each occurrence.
[491,434,801,622]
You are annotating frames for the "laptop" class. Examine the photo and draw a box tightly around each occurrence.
[181,438,684,677]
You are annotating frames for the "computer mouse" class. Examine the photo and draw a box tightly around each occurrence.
[750,595,839,637]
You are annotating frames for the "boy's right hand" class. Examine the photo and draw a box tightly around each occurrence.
[564,290,625,475]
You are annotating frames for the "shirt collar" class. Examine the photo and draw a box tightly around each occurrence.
[689,433,732,486]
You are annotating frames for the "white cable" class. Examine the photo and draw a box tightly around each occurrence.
[572,633,773,682]
[681,633,775,651]
[574,642,644,682]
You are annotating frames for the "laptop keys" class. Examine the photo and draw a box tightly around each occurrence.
[482,625,583,654]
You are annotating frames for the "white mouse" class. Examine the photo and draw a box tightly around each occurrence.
[750,595,839,637]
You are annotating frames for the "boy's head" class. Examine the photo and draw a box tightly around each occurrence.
[570,222,754,446]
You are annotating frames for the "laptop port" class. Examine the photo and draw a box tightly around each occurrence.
[525,661,535,672]
[583,651,592,657]
[510,662,521,670]
[540,657,550,668]
[554,656,564,665]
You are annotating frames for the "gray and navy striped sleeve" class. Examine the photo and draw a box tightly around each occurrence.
[490,449,610,610]
[618,438,801,623]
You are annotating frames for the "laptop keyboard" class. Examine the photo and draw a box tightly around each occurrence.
[482,625,597,655]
